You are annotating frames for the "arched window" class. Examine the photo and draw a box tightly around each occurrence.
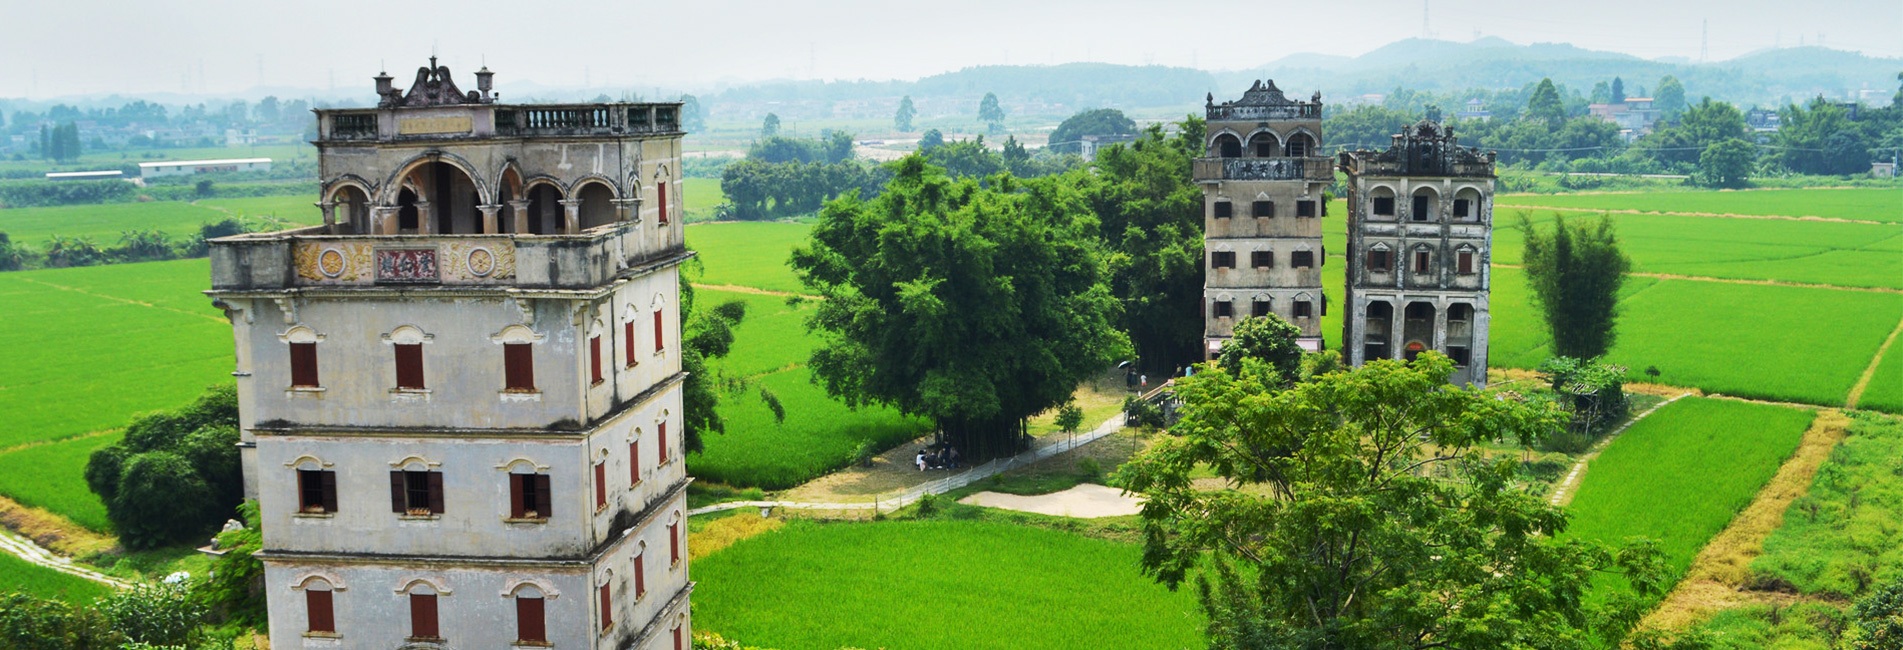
[1285,132,1315,158]
[400,580,446,641]
[512,584,547,644]
[295,576,338,635]
[383,325,433,391]
[1247,131,1279,157]
[281,325,324,389]
[1211,133,1242,158]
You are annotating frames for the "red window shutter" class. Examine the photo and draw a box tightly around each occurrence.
[658,181,668,225]
[510,474,526,518]
[669,522,681,565]
[590,336,604,384]
[594,461,607,509]
[306,589,334,633]
[673,625,684,650]
[534,475,553,517]
[410,593,439,639]
[625,321,637,367]
[289,342,319,387]
[426,472,445,514]
[630,441,641,485]
[653,311,664,352]
[634,552,646,597]
[389,471,406,513]
[1458,251,1474,274]
[505,343,534,391]
[394,344,424,389]
[599,583,613,629]
[658,422,669,465]
[516,596,546,643]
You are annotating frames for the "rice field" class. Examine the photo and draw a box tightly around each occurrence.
[690,518,1203,650]
[1494,210,1903,290]
[1497,188,1903,224]
[1749,411,1903,599]
[687,290,928,489]
[684,221,812,294]
[1566,397,1815,595]
[0,551,112,603]
[1852,334,1903,413]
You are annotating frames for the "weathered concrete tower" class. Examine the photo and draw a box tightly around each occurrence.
[1198,80,1331,357]
[207,59,694,649]
[1338,120,1497,386]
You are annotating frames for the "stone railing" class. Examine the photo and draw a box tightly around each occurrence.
[1193,157,1335,183]
[318,102,681,143]
[1206,103,1321,121]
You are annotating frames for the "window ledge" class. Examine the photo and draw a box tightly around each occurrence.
[397,514,441,522]
[595,503,610,514]
[406,637,446,644]
[499,390,543,403]
[292,511,335,520]
[286,386,326,398]
[512,642,554,648]
[503,517,549,525]
[389,389,432,403]
[302,632,341,639]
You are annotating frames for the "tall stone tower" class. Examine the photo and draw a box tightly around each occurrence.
[207,60,694,649]
[1338,120,1497,386]
[1198,80,1331,357]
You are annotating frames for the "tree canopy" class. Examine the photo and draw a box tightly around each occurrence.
[1521,214,1630,359]
[1121,353,1665,649]
[895,95,916,132]
[85,384,241,549]
[790,156,1128,457]
[761,113,781,137]
[978,92,1005,132]
[1049,108,1137,155]
[1526,78,1569,126]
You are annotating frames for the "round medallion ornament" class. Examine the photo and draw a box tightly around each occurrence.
[467,247,496,277]
[317,248,347,278]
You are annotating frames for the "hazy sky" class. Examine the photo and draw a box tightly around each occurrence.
[3,0,1900,99]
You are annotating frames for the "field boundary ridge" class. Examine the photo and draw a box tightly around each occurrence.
[1548,392,1693,507]
[1847,312,1903,408]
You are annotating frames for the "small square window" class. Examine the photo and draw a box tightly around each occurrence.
[298,469,337,514]
[1212,300,1235,318]
[1414,251,1432,273]
[1251,300,1271,317]
[511,474,553,520]
[1458,251,1475,274]
[290,342,319,388]
[1368,249,1391,271]
[1213,201,1233,219]
[1291,251,1315,269]
[1211,251,1236,269]
[1372,197,1395,216]
[1454,199,1472,218]
[1251,251,1273,268]
[391,470,444,515]
[1296,201,1317,218]
[1294,301,1314,319]
[1251,200,1274,218]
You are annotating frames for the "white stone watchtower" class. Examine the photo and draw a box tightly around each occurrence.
[1198,80,1332,357]
[1338,120,1497,386]
[208,59,694,649]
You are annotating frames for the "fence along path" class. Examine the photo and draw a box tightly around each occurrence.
[688,410,1134,517]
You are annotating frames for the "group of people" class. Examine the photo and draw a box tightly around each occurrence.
[915,444,961,471]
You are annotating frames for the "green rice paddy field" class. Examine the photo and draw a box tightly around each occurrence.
[0,551,112,603]
[1497,188,1903,223]
[691,518,1203,650]
[1565,397,1816,596]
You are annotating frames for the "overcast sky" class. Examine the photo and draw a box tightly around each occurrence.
[3,0,1900,99]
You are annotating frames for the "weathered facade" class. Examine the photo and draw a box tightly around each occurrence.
[207,60,693,649]
[1198,80,1331,357]
[1338,120,1497,386]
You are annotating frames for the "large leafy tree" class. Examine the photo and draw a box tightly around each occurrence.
[895,95,917,132]
[791,156,1128,458]
[1521,214,1630,359]
[1642,97,1747,166]
[1049,108,1137,155]
[1526,78,1568,126]
[1073,118,1205,374]
[85,384,240,549]
[1775,97,1871,175]
[1654,75,1687,119]
[978,92,1005,133]
[1215,315,1302,385]
[1695,138,1757,188]
[1121,353,1665,650]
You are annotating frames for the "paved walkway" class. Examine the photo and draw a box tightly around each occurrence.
[958,483,1143,518]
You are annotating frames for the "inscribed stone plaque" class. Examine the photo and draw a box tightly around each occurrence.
[398,115,473,135]
[376,248,440,283]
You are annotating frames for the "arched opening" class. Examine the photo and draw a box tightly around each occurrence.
[1368,186,1397,219]
[1446,303,1474,366]
[526,184,564,235]
[1453,188,1483,222]
[396,188,421,234]
[1247,132,1279,157]
[576,182,617,230]
[1364,301,1394,361]
[1285,132,1315,158]
[329,185,370,234]
[397,161,483,234]
[1410,187,1438,222]
[1211,133,1242,158]
[1402,302,1436,361]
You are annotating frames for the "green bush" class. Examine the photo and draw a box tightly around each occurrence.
[100,583,206,647]
[85,385,241,548]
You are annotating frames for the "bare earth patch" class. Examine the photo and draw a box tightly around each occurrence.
[1641,409,1851,632]
[959,484,1142,518]
[0,495,114,557]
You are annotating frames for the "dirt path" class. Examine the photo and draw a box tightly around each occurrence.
[689,283,821,300]
[958,484,1142,518]
[1848,313,1903,408]
[1547,391,1696,508]
[0,496,128,589]
[1641,410,1851,632]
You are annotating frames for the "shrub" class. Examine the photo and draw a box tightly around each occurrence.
[86,384,241,549]
[42,236,106,268]
[1852,574,1903,649]
[100,583,206,647]
[196,501,264,627]
[0,592,118,649]
[109,452,215,549]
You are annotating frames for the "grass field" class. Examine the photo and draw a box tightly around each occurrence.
[1497,188,1903,224]
[0,552,112,603]
[0,260,234,531]
[1852,337,1903,413]
[1566,397,1815,596]
[0,143,315,175]
[691,518,1203,650]
[0,197,321,248]
[1749,412,1903,600]
[1495,211,1903,290]
[687,290,928,489]
[685,221,811,294]
[681,177,725,223]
